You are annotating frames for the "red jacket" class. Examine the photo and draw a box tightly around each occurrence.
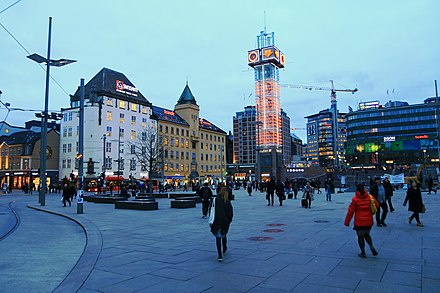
[344,191,379,227]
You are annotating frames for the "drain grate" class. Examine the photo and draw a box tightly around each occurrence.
[263,229,284,233]
[314,220,330,223]
[266,223,286,227]
[248,236,274,241]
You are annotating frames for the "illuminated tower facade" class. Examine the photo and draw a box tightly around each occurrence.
[248,30,286,180]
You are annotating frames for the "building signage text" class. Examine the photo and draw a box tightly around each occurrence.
[115,80,139,97]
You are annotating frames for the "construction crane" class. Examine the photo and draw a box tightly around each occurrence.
[281,80,358,168]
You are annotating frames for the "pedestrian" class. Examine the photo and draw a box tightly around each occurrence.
[427,174,436,194]
[292,179,298,199]
[69,184,77,201]
[198,182,213,218]
[247,182,252,196]
[275,180,285,206]
[303,181,314,208]
[403,181,424,227]
[383,177,395,212]
[109,184,113,196]
[370,177,388,227]
[62,184,71,207]
[316,179,322,194]
[324,178,334,201]
[344,184,379,258]
[209,187,233,262]
[266,178,276,206]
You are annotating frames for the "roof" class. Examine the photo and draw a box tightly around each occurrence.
[71,67,151,107]
[152,106,190,126]
[199,118,226,134]
[0,130,40,147]
[176,84,197,106]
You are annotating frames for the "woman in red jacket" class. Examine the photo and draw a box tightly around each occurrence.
[345,184,380,258]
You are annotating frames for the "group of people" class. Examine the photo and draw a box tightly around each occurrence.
[345,178,425,258]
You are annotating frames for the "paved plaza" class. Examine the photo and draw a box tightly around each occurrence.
[1,187,439,292]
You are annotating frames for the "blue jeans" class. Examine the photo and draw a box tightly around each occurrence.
[326,189,331,201]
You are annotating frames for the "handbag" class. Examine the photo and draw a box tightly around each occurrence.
[421,204,426,213]
[208,198,215,226]
[369,195,377,215]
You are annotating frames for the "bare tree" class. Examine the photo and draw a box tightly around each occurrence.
[128,125,163,195]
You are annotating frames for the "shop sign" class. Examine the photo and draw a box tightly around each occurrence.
[115,80,138,97]
[286,168,305,173]
[415,135,428,139]
[383,136,395,142]
[359,101,380,110]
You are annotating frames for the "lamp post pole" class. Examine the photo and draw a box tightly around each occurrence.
[102,134,107,191]
[27,17,76,206]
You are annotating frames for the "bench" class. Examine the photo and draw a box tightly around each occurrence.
[169,192,197,199]
[174,195,202,204]
[134,196,156,201]
[86,196,127,204]
[170,199,196,209]
[115,201,158,210]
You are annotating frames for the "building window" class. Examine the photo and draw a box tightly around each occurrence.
[130,159,136,171]
[119,101,125,109]
[201,153,203,161]
[159,125,163,132]
[164,137,168,146]
[120,128,124,139]
[201,143,204,149]
[131,116,136,125]
[210,144,212,150]
[76,126,79,136]
[164,149,168,158]
[106,111,112,121]
[105,157,112,169]
[180,164,184,171]
[68,112,73,121]
[176,128,179,136]
[186,130,189,137]
[67,143,72,153]
[171,127,174,135]
[106,142,111,152]
[165,126,169,133]
[131,103,137,112]
[201,133,204,139]
[206,154,208,160]
[142,106,147,114]
[181,138,184,148]
[176,151,179,159]
[68,127,72,137]
[192,142,196,149]
[76,142,79,152]
[63,127,67,137]
[164,163,168,171]
[175,138,179,147]
[62,159,66,168]
[63,114,67,122]
[170,151,174,159]
[62,144,66,153]
[131,145,135,154]
[142,132,147,141]
[120,113,125,123]
[186,152,189,160]
[106,126,112,137]
[170,137,174,147]
[185,139,189,148]
[67,159,72,169]
[131,130,136,140]
[142,118,147,127]
[107,98,113,106]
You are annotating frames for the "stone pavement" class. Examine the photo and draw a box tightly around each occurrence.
[1,187,440,292]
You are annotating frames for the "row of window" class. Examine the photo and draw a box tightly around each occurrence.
[106,111,148,127]
[347,115,435,127]
[348,123,437,136]
[162,163,223,173]
[106,98,149,114]
[158,124,225,143]
[347,106,437,120]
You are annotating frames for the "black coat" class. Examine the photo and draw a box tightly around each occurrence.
[210,197,233,235]
[267,180,276,194]
[275,181,284,197]
[383,181,394,198]
[404,187,424,213]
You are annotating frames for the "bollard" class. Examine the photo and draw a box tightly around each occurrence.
[77,190,84,214]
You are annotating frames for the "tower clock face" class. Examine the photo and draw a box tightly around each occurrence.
[248,50,259,63]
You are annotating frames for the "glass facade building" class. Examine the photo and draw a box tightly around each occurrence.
[345,98,440,168]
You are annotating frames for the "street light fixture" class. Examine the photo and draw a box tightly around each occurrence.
[27,17,76,206]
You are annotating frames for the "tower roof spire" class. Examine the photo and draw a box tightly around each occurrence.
[176,83,197,106]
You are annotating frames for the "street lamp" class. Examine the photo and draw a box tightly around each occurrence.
[27,17,76,206]
[375,152,379,169]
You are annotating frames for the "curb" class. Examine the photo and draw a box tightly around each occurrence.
[27,204,102,292]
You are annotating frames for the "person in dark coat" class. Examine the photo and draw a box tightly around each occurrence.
[345,184,379,258]
[383,177,395,212]
[324,178,334,201]
[275,180,285,206]
[198,182,213,218]
[427,174,436,194]
[266,178,276,206]
[210,187,233,262]
[62,184,71,207]
[247,182,252,196]
[370,177,388,227]
[404,181,424,227]
[303,181,314,208]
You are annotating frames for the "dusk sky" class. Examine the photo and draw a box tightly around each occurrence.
[1,0,439,141]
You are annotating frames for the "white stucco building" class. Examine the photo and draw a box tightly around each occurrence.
[59,68,155,184]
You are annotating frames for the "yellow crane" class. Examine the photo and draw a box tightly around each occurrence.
[281,80,358,168]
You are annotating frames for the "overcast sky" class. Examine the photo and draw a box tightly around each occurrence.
[1,0,439,141]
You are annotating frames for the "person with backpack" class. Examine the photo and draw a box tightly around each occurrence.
[198,182,213,218]
[344,184,379,258]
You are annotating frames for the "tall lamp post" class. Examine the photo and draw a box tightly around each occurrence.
[27,17,76,206]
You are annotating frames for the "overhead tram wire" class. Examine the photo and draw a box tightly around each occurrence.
[0,0,22,15]
[0,19,70,96]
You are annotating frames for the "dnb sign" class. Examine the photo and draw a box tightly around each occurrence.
[116,80,138,97]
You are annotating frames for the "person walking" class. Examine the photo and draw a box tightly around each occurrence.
[427,174,436,194]
[266,178,276,206]
[344,184,379,258]
[209,187,233,262]
[303,181,314,208]
[383,177,395,212]
[275,180,285,206]
[370,177,388,227]
[199,182,213,218]
[324,178,334,201]
[62,184,71,207]
[247,182,252,196]
[404,181,424,227]
[292,179,298,199]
